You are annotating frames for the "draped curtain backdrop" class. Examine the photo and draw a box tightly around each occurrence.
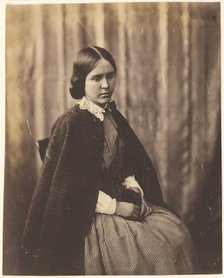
[5,2,221,274]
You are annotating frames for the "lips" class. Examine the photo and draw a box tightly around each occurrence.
[100,92,111,97]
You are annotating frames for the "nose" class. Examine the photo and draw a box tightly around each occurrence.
[101,77,109,89]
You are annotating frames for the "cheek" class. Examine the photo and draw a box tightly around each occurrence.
[110,78,116,87]
[85,82,99,95]
[88,83,99,90]
[85,79,93,89]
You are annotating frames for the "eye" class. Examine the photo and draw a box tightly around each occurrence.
[91,75,102,81]
[107,72,115,79]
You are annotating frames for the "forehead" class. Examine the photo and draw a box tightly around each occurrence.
[90,59,114,75]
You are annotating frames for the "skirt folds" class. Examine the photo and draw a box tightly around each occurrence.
[84,206,197,275]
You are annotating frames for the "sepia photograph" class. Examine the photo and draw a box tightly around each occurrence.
[4,1,221,275]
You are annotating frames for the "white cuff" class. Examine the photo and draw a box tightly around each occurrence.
[122,175,152,217]
[121,175,144,199]
[95,190,117,214]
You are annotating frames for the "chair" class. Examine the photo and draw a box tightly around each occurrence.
[36,138,49,161]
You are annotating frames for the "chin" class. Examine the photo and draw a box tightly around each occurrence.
[98,97,111,105]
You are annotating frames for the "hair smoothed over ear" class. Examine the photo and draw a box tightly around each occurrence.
[69,46,117,99]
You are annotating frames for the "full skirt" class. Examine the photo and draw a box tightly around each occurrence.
[84,205,197,275]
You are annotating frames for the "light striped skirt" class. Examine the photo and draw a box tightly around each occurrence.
[84,205,197,275]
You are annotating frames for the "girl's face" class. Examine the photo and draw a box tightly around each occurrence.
[85,58,116,107]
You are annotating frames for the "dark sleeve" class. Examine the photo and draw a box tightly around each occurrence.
[20,114,99,275]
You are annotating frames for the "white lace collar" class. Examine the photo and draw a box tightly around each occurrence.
[78,96,110,121]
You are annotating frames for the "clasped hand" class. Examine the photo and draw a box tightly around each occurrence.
[115,201,142,220]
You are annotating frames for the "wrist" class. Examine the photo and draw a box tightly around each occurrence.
[115,201,123,216]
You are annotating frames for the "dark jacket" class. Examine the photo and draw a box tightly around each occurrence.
[20,102,167,275]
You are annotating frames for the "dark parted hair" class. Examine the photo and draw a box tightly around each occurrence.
[70,46,117,99]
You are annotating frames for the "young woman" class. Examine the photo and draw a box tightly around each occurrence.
[21,46,197,275]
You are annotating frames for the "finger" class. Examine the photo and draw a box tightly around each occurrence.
[133,205,141,214]
[140,203,147,216]
[133,209,140,217]
[132,207,141,218]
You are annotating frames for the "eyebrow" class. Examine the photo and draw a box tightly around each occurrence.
[91,71,115,78]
